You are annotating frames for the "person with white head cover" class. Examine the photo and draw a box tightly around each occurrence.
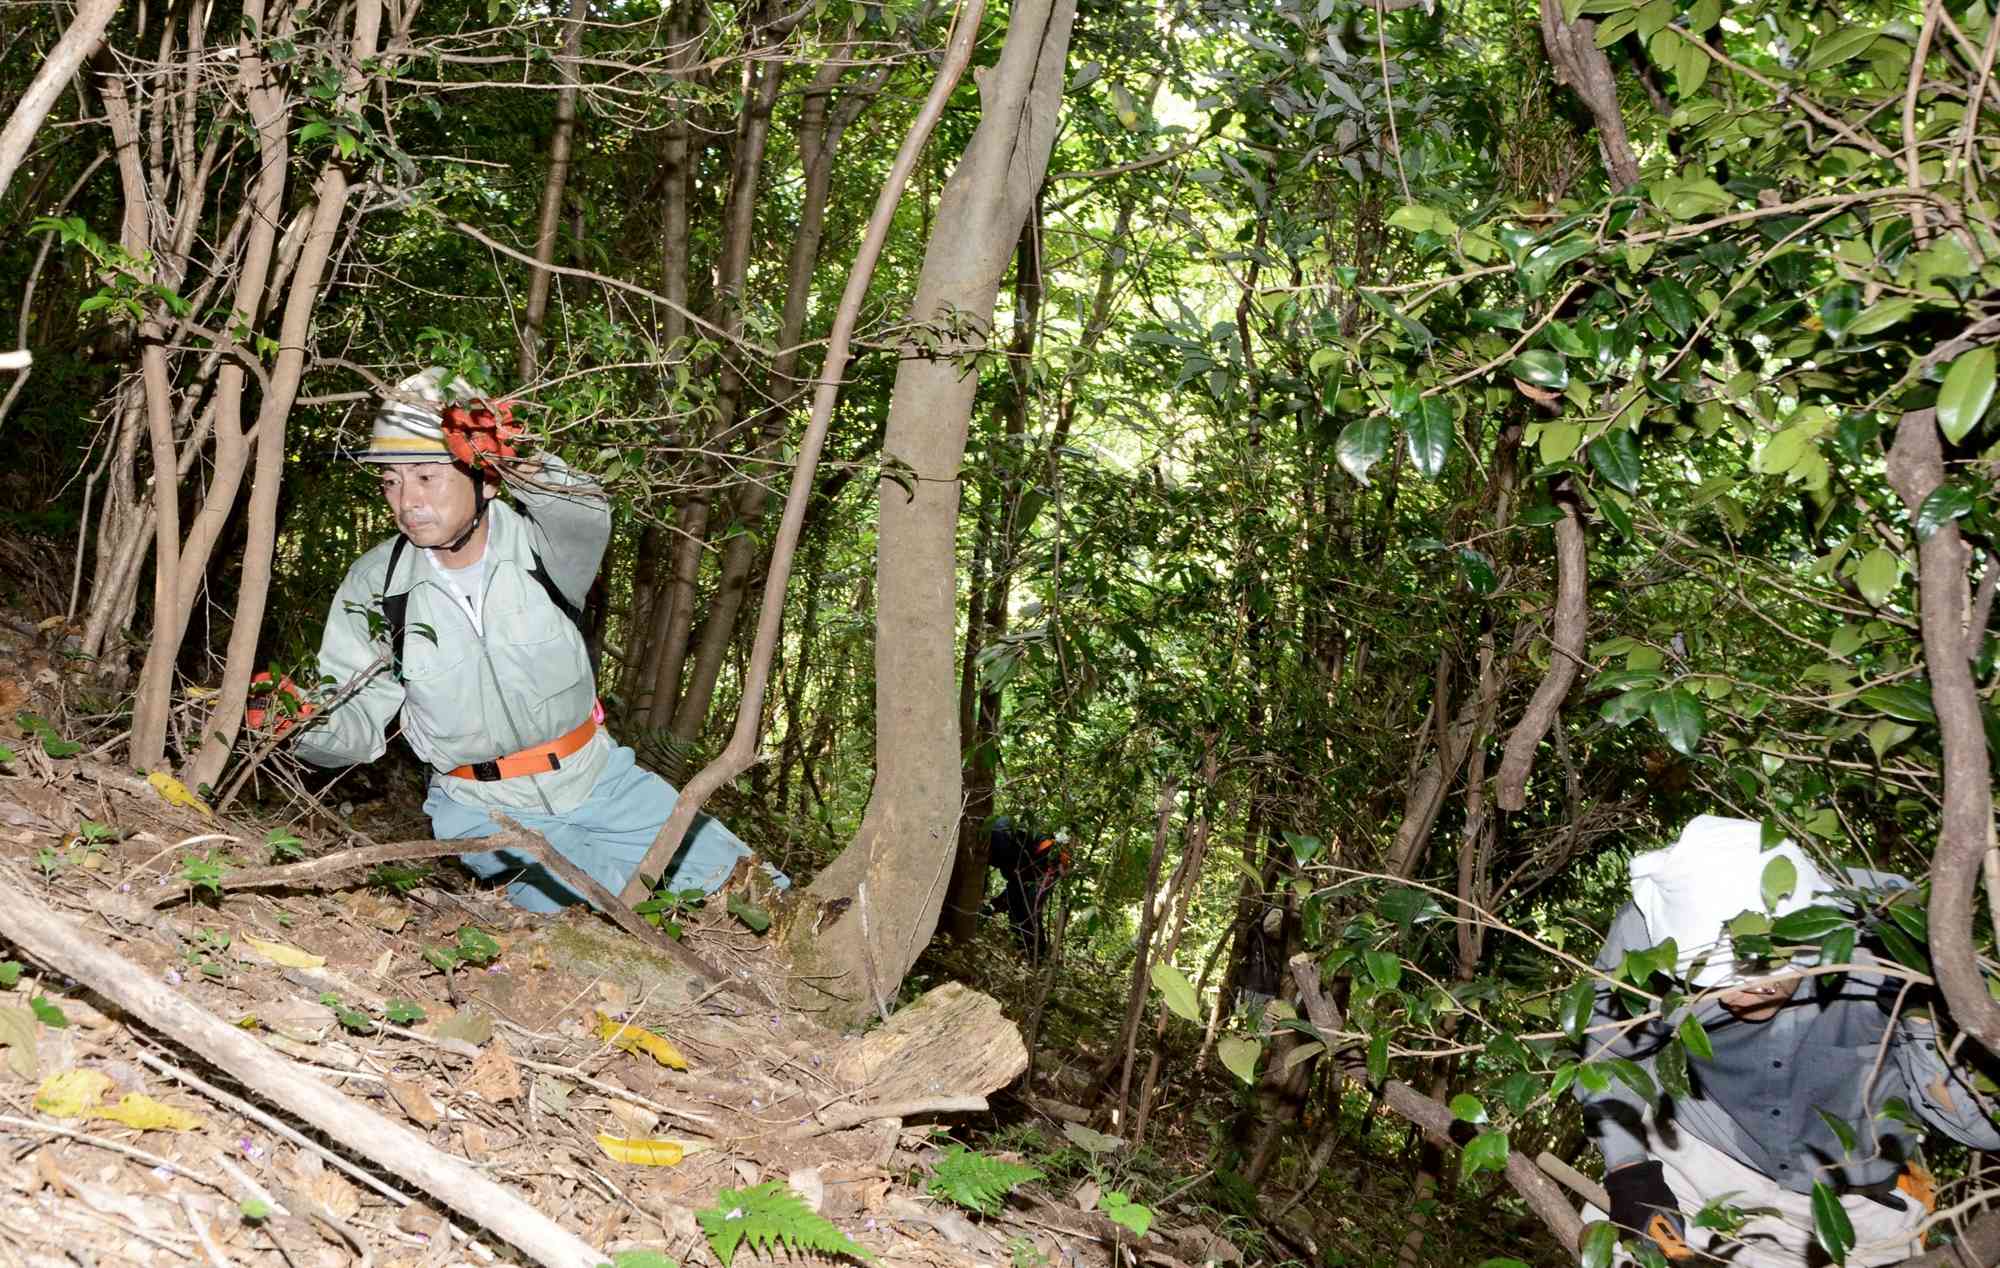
[274,368,782,909]
[1576,815,1998,1266]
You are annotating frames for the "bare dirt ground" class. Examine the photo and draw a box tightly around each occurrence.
[0,609,1215,1268]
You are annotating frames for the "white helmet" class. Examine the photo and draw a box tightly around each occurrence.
[361,367,475,464]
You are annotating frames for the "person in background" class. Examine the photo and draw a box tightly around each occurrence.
[987,814,1069,960]
[1576,815,1998,1266]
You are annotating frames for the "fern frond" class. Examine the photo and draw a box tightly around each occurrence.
[928,1146,1045,1216]
[696,1181,873,1265]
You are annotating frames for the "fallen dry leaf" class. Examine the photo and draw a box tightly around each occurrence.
[92,1093,203,1132]
[305,1169,360,1220]
[466,1041,522,1103]
[432,1009,493,1047]
[593,1134,686,1167]
[34,1068,113,1118]
[242,937,326,970]
[145,771,212,818]
[593,1012,688,1070]
[533,1073,572,1116]
[0,1006,39,1080]
[344,892,408,935]
[603,1099,659,1137]
[385,1076,441,1128]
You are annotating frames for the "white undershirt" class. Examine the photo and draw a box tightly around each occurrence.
[429,552,487,634]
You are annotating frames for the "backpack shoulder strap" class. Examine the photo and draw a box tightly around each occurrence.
[379,534,413,680]
[527,549,585,631]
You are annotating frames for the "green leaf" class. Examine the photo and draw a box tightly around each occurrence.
[1587,429,1641,493]
[0,963,21,989]
[1149,961,1201,1023]
[1847,298,1918,337]
[1937,347,1996,444]
[1559,978,1595,1045]
[1873,920,1931,974]
[1580,1221,1619,1268]
[1647,277,1699,337]
[1508,349,1569,389]
[1859,683,1936,724]
[29,997,67,1028]
[1819,286,1862,341]
[1403,397,1455,479]
[1449,1093,1488,1124]
[1915,484,1975,541]
[239,1198,273,1222]
[1811,1180,1855,1263]
[384,999,427,1025]
[1362,950,1403,989]
[610,1254,680,1268]
[1866,718,1917,760]
[725,893,770,933]
[1097,1190,1153,1239]
[1366,1031,1389,1081]
[1769,906,1853,942]
[1460,1130,1510,1176]
[1854,548,1899,607]
[1457,548,1498,596]
[1817,1109,1858,1155]
[1649,688,1704,757]
[1388,204,1458,236]
[1601,687,1656,727]
[698,1181,874,1266]
[1216,1035,1262,1085]
[927,1146,1043,1216]
[1804,27,1879,72]
[1336,417,1392,486]
[1761,856,1799,911]
[1677,1013,1714,1061]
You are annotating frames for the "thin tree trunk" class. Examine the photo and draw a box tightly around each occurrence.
[0,0,120,206]
[1112,777,1180,1126]
[617,0,996,922]
[517,0,589,383]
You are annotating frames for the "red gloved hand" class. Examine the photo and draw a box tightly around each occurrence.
[245,673,315,734]
[441,401,521,469]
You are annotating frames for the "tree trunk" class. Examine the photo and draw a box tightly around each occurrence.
[516,0,588,383]
[791,0,1077,1028]
[0,0,120,206]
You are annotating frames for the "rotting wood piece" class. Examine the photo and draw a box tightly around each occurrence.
[0,887,606,1268]
[830,982,1027,1108]
[132,818,758,1002]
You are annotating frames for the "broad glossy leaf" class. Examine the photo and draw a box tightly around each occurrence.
[1804,27,1879,72]
[1647,277,1699,337]
[1761,855,1798,911]
[1558,978,1594,1044]
[1847,298,1918,337]
[1217,1035,1262,1085]
[1817,1108,1857,1155]
[1580,1221,1619,1268]
[1404,397,1454,479]
[1769,906,1853,942]
[1859,683,1936,724]
[1449,1093,1487,1124]
[1150,961,1201,1022]
[1938,347,1995,444]
[1337,416,1392,486]
[1363,949,1403,989]
[1678,1014,1714,1061]
[1819,286,1862,340]
[1460,1130,1510,1176]
[1853,548,1899,606]
[1587,429,1641,493]
[1366,1031,1389,1081]
[1601,687,1655,727]
[1509,348,1569,389]
[1811,1180,1855,1263]
[1915,483,1974,541]
[1457,548,1497,596]
[1873,920,1932,974]
[1649,688,1705,756]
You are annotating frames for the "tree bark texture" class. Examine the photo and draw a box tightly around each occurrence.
[0,0,121,207]
[1884,408,2000,1058]
[1496,484,1587,810]
[788,0,1077,1026]
[516,0,589,383]
[1538,0,1642,189]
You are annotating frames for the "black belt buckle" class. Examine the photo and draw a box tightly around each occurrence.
[470,759,502,782]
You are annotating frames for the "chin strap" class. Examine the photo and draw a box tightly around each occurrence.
[437,461,490,553]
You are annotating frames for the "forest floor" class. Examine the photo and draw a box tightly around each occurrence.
[0,562,1566,1268]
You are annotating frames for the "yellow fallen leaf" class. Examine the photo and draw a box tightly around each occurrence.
[35,1069,112,1118]
[92,1093,202,1132]
[593,1134,686,1167]
[145,771,212,818]
[244,937,326,970]
[593,1012,688,1070]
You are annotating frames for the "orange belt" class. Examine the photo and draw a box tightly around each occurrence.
[447,709,598,782]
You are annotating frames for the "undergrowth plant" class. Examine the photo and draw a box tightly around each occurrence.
[927,1145,1044,1216]
[696,1180,873,1265]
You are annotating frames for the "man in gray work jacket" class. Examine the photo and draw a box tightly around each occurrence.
[1578,815,1999,1266]
[282,368,763,910]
